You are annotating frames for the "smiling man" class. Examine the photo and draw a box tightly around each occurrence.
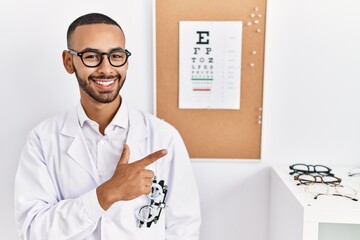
[14,13,201,239]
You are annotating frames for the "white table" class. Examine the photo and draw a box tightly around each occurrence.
[268,166,360,240]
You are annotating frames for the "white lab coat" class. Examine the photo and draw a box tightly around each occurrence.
[14,102,201,240]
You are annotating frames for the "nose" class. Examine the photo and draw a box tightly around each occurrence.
[96,54,114,75]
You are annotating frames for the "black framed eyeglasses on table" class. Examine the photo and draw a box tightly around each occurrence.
[289,163,334,176]
[68,48,131,68]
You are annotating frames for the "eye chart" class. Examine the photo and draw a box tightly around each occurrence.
[179,21,243,109]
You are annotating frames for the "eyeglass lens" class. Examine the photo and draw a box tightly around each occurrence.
[138,205,156,222]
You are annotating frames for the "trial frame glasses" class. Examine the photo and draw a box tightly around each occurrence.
[137,177,168,228]
[68,48,131,68]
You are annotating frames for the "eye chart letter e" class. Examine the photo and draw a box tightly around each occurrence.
[179,21,243,109]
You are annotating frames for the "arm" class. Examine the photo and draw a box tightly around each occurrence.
[14,132,105,240]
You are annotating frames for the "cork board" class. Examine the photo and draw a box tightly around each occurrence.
[154,0,266,159]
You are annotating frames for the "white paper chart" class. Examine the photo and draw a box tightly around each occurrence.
[179,21,243,109]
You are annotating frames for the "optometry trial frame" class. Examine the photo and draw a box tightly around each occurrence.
[136,177,168,228]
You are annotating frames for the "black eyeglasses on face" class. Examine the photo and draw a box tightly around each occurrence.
[289,163,333,176]
[68,48,131,68]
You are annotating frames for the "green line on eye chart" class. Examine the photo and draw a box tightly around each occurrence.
[191,78,213,81]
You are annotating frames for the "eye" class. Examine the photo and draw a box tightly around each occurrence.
[111,52,125,59]
[82,52,100,60]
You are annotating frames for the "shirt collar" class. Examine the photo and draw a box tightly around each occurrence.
[111,101,129,129]
[76,101,129,130]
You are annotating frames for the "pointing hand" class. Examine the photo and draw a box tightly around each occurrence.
[96,144,167,210]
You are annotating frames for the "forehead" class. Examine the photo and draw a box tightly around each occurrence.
[70,24,126,51]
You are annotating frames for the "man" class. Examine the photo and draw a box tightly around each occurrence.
[14,13,201,239]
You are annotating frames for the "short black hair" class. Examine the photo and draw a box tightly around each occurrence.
[67,13,123,48]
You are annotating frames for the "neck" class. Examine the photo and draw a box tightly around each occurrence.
[81,95,121,135]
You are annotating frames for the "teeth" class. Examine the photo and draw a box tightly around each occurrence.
[95,80,115,86]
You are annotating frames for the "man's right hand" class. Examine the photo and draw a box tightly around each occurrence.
[96,144,167,210]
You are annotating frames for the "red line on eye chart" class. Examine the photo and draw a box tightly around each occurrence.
[193,88,211,91]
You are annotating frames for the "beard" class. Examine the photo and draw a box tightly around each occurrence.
[74,68,126,104]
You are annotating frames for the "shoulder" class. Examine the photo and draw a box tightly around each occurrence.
[28,107,76,139]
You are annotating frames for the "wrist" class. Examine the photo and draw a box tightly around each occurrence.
[96,183,114,211]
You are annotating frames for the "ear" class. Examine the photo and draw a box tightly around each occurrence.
[62,50,74,74]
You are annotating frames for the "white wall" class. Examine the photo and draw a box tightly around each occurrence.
[1,0,360,239]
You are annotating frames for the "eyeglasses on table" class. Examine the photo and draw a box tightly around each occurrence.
[294,173,342,186]
[304,183,358,201]
[289,163,334,176]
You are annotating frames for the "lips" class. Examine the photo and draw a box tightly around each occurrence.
[94,80,115,86]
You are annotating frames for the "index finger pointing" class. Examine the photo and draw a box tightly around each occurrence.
[136,149,168,167]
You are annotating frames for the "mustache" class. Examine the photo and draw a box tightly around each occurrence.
[89,74,120,80]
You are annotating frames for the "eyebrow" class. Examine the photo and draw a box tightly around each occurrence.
[80,47,125,52]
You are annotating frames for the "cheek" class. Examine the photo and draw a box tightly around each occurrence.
[119,62,129,75]
[117,68,128,79]
[74,65,93,80]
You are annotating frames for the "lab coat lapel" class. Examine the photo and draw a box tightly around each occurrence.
[60,107,100,184]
